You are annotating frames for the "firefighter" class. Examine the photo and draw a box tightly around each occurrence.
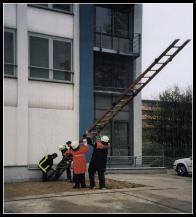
[56,141,73,181]
[88,135,110,189]
[38,153,58,182]
[64,140,89,188]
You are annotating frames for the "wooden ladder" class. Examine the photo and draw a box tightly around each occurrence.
[86,39,191,139]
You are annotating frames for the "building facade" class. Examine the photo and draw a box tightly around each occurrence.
[4,4,142,182]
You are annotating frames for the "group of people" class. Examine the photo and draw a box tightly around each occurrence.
[38,134,110,190]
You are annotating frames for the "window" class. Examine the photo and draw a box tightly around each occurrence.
[113,121,129,146]
[29,4,73,13]
[4,29,16,76]
[29,33,72,82]
[95,5,133,38]
[113,9,129,37]
[94,52,133,89]
[96,6,112,34]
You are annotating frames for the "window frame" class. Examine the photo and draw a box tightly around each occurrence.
[28,32,73,84]
[4,28,17,78]
[28,4,74,15]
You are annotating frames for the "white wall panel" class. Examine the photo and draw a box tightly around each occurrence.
[4,4,17,28]
[28,81,73,110]
[4,78,17,107]
[28,108,74,164]
[4,106,17,165]
[27,7,73,39]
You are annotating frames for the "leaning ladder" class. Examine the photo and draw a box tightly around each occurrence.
[86,39,191,139]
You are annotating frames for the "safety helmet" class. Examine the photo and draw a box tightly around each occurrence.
[101,136,109,143]
[58,145,65,151]
[71,140,79,150]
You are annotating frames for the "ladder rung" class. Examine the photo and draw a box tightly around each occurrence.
[106,113,112,116]
[149,70,157,71]
[143,76,150,78]
[120,99,129,102]
[96,123,105,126]
[102,118,110,121]
[156,62,165,64]
[164,54,172,56]
[173,46,180,48]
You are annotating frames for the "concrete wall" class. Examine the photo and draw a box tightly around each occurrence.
[27,6,73,38]
[133,4,143,158]
[4,4,78,170]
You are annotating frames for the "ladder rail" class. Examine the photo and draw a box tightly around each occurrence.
[87,39,191,138]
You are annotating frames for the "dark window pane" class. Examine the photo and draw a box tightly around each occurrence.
[96,6,112,34]
[53,40,71,71]
[4,31,14,64]
[114,10,129,37]
[4,65,14,75]
[30,68,49,79]
[113,122,128,146]
[52,4,71,12]
[94,53,132,89]
[30,36,49,68]
[53,70,71,81]
[101,35,112,49]
[119,38,130,53]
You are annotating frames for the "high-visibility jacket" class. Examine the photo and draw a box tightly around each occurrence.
[89,141,110,171]
[64,145,89,174]
[38,155,54,173]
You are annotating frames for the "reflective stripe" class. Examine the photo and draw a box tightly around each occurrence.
[38,155,49,173]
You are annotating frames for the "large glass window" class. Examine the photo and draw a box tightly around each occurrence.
[95,5,133,38]
[29,34,72,82]
[113,121,129,156]
[4,29,16,76]
[30,36,49,79]
[96,6,112,34]
[94,52,133,89]
[114,9,129,37]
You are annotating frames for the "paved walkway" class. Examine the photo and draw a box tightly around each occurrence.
[4,170,192,213]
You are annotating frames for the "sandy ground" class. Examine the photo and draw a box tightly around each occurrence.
[4,178,144,200]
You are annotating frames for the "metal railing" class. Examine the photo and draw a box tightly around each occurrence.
[94,31,141,56]
[107,156,166,168]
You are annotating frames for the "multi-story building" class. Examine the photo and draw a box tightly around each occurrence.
[4,4,142,182]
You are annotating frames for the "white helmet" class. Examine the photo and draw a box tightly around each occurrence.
[71,140,79,150]
[58,145,65,151]
[101,136,109,143]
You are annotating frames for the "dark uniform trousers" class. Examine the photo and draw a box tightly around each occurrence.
[88,167,105,188]
[73,173,86,188]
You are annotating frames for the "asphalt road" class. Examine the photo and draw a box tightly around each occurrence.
[4,170,192,214]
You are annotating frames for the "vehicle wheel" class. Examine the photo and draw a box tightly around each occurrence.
[176,164,188,176]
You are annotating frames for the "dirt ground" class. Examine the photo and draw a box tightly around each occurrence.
[4,178,144,200]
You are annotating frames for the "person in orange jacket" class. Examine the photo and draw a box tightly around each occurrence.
[64,140,89,188]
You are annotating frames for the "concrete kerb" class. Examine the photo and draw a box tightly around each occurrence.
[4,185,159,202]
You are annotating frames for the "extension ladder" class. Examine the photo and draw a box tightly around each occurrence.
[86,39,191,139]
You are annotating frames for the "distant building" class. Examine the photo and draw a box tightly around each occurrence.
[4,4,142,182]
[142,99,192,158]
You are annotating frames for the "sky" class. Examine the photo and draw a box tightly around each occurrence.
[141,3,193,100]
